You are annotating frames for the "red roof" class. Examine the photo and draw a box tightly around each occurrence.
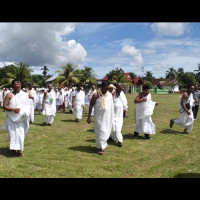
[102,75,108,81]
[124,72,132,81]
[133,78,143,85]
[98,73,143,85]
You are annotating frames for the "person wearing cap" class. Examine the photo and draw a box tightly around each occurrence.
[110,83,128,147]
[87,80,114,155]
[72,85,85,123]
[134,85,158,140]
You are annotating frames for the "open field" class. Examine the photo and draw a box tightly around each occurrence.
[1,93,200,178]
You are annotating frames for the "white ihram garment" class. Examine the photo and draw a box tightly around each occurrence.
[94,92,114,150]
[111,91,128,143]
[42,90,56,124]
[135,93,156,135]
[2,90,30,151]
[37,93,44,110]
[174,93,195,130]
[27,89,37,122]
[73,90,85,119]
[88,89,96,116]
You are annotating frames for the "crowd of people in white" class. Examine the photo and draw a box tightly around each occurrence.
[0,80,199,156]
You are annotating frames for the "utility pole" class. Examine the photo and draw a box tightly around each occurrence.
[141,67,144,79]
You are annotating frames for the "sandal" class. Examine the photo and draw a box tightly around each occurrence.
[170,119,174,128]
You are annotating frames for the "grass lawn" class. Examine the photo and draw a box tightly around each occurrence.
[1,93,200,178]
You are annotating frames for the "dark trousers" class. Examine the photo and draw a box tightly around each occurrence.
[192,105,199,119]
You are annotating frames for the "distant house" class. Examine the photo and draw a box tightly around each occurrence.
[150,78,181,93]
[97,72,143,86]
[96,72,143,93]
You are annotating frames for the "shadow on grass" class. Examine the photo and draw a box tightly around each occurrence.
[0,147,17,158]
[87,129,94,133]
[123,133,146,140]
[61,119,76,123]
[68,146,97,154]
[85,138,122,147]
[32,123,44,126]
[174,173,200,178]
[160,129,184,134]
[63,112,74,115]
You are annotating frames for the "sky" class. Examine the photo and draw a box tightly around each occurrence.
[0,22,200,79]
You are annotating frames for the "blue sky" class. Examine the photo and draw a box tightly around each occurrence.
[0,22,200,79]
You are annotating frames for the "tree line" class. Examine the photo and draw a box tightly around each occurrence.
[0,62,200,89]
[0,62,97,89]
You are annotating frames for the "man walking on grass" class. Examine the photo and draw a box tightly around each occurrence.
[72,85,85,123]
[170,84,195,134]
[2,79,30,157]
[87,80,114,155]
[134,85,158,140]
[110,83,128,147]
[42,84,56,126]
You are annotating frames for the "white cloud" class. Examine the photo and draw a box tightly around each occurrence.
[0,23,87,69]
[151,23,189,37]
[120,45,143,66]
[120,45,139,57]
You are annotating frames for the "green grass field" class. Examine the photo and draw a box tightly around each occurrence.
[1,93,200,178]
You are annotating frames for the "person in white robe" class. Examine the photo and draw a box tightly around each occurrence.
[2,79,30,157]
[87,85,96,116]
[85,93,90,114]
[37,89,44,114]
[110,83,128,147]
[68,88,74,113]
[55,89,60,112]
[58,91,65,112]
[26,83,37,124]
[170,84,195,134]
[42,84,56,126]
[87,81,114,155]
[64,88,69,110]
[134,85,158,140]
[72,85,85,122]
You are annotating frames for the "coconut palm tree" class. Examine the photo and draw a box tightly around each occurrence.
[41,66,49,78]
[4,62,33,88]
[55,64,79,87]
[165,67,177,79]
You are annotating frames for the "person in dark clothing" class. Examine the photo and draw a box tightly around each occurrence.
[192,84,200,119]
